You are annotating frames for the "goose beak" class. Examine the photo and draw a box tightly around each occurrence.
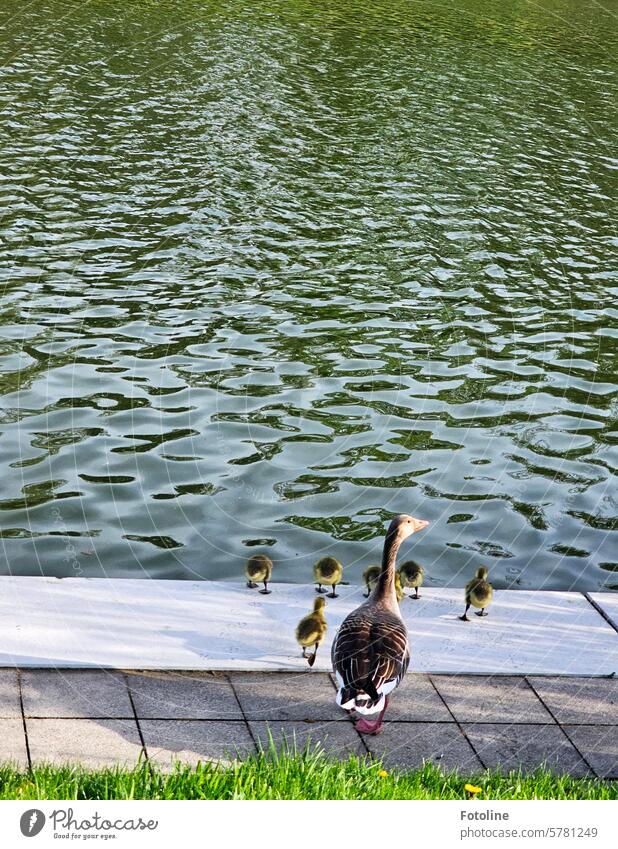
[413,519,429,532]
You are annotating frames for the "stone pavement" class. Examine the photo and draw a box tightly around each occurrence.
[1,669,617,778]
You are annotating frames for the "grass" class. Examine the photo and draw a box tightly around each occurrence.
[0,748,616,800]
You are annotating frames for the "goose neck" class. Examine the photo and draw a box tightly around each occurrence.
[376,529,402,598]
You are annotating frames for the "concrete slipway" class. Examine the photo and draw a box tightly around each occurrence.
[0,576,617,675]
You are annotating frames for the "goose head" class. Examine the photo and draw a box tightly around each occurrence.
[475,566,489,580]
[389,513,429,543]
[314,596,326,612]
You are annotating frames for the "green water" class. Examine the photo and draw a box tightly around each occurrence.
[0,0,616,590]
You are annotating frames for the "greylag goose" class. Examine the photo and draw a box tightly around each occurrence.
[332,514,428,734]
[245,554,273,594]
[460,566,493,621]
[399,560,424,599]
[313,555,343,598]
[295,596,327,667]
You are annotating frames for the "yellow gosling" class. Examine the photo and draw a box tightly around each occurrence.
[295,596,327,667]
[362,565,380,597]
[245,554,273,595]
[398,560,424,599]
[394,571,404,602]
[313,556,343,598]
[460,566,493,621]
[364,566,403,601]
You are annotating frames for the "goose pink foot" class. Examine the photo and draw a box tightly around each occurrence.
[354,697,389,735]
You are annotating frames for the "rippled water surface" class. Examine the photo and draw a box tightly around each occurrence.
[1,0,617,589]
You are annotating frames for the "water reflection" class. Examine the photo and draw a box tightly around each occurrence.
[0,0,616,589]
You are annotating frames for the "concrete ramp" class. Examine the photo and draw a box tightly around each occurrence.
[0,577,616,674]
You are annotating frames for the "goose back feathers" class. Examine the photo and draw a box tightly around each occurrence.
[332,604,409,714]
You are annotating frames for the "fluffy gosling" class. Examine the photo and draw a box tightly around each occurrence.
[398,560,424,599]
[313,556,343,598]
[363,566,403,601]
[295,596,327,667]
[460,566,493,621]
[245,554,273,595]
[394,571,404,603]
[362,565,380,597]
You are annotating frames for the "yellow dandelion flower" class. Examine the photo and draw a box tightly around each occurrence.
[464,783,482,795]
[378,769,389,778]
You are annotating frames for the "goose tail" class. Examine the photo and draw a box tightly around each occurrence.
[335,687,385,715]
[336,687,356,710]
[351,693,386,716]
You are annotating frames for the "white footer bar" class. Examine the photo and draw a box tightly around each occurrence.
[1,800,616,847]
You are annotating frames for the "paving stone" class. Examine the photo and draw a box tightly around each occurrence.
[528,677,618,724]
[21,670,132,718]
[0,719,28,768]
[27,719,144,767]
[231,672,342,720]
[127,671,242,719]
[142,720,255,769]
[383,674,453,722]
[0,669,21,718]
[364,722,482,772]
[432,675,552,723]
[463,723,590,776]
[562,726,618,779]
[250,720,364,758]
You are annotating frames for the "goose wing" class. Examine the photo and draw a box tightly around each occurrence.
[332,606,409,711]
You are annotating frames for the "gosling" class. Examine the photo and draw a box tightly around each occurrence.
[394,571,405,603]
[460,566,493,621]
[363,565,403,601]
[399,560,424,599]
[313,556,343,598]
[245,554,273,595]
[362,565,380,597]
[295,596,327,667]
